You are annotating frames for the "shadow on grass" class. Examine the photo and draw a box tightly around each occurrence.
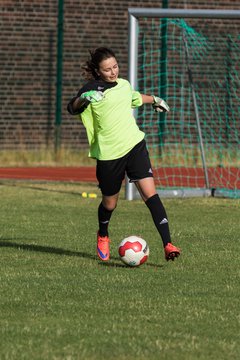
[98,259,164,269]
[0,181,84,197]
[0,240,163,268]
[0,240,96,260]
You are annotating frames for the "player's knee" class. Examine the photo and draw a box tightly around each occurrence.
[102,198,118,211]
[108,204,117,212]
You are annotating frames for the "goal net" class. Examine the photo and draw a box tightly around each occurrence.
[127,9,240,199]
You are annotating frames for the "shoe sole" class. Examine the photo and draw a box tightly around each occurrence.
[166,251,180,261]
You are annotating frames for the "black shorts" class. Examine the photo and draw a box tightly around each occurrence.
[96,139,153,196]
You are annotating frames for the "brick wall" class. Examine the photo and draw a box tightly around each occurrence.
[0,0,239,150]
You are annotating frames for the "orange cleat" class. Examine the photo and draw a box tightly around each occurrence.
[164,242,181,261]
[97,232,110,261]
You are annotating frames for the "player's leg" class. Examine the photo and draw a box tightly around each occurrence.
[126,140,180,261]
[96,157,126,261]
[136,178,180,261]
[98,193,119,237]
[97,193,119,261]
[135,178,172,246]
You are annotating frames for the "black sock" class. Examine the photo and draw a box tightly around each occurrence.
[145,194,171,247]
[98,202,114,237]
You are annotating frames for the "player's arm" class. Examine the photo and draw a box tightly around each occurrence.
[67,96,89,115]
[141,94,170,112]
[141,94,155,104]
[67,90,104,115]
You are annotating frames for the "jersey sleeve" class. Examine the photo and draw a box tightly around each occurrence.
[131,90,143,108]
[67,82,95,115]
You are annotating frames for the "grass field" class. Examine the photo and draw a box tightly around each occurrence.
[0,148,93,167]
[0,145,239,168]
[0,180,239,360]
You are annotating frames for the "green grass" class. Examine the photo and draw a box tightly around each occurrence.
[0,148,94,167]
[0,145,239,167]
[150,144,240,167]
[0,180,240,360]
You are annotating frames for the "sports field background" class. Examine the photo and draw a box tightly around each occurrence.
[1,1,239,357]
[1,0,239,151]
[0,166,239,190]
[0,176,239,360]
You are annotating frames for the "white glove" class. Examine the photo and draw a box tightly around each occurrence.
[80,90,104,103]
[152,95,170,112]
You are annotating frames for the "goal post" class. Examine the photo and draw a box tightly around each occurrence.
[126,8,240,200]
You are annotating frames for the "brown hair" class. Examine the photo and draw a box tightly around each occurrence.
[83,47,116,79]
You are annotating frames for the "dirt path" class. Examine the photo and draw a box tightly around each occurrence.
[0,166,239,189]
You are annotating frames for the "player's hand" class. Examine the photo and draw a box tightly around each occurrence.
[80,90,104,103]
[152,95,170,112]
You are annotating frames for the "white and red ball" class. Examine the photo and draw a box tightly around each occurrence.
[118,236,149,267]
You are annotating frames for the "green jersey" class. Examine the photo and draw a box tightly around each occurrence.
[78,78,145,160]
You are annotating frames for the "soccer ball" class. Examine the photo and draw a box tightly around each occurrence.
[118,236,149,267]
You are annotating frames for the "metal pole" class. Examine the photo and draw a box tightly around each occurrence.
[225,36,232,146]
[125,12,139,200]
[126,8,240,198]
[55,0,64,153]
[128,8,240,19]
[183,31,210,189]
[159,0,168,150]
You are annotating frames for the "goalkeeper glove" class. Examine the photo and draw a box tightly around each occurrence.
[80,90,104,103]
[152,95,170,113]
